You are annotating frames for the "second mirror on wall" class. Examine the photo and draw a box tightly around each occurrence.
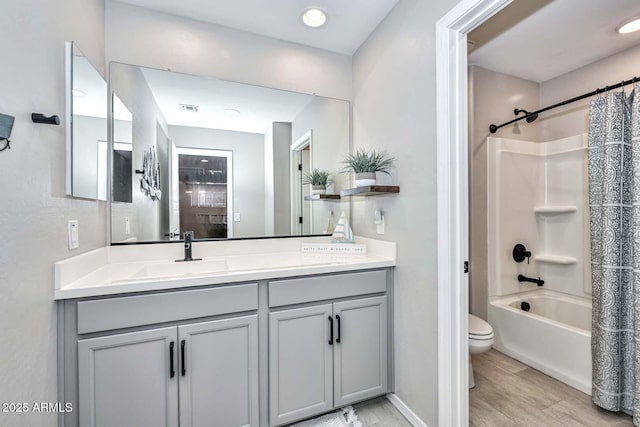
[65,42,108,201]
[108,62,351,244]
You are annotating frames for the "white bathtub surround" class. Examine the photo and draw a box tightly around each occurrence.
[487,135,595,396]
[488,289,592,394]
[54,236,396,299]
[487,134,590,299]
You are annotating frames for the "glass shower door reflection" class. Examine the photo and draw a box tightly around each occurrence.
[176,149,233,239]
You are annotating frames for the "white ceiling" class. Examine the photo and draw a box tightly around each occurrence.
[140,68,314,134]
[116,0,399,54]
[468,0,640,82]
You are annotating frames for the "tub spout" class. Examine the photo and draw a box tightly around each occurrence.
[518,274,544,286]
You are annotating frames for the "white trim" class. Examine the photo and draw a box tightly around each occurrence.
[290,129,314,235]
[386,393,428,427]
[113,142,132,152]
[175,147,234,238]
[291,129,313,152]
[64,41,73,195]
[435,1,512,426]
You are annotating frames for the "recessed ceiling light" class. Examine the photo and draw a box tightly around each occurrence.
[201,159,209,163]
[224,108,241,116]
[72,89,85,97]
[617,17,640,34]
[302,8,327,28]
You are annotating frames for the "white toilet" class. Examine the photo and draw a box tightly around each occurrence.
[468,314,494,389]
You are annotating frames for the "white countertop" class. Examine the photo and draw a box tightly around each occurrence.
[54,236,396,300]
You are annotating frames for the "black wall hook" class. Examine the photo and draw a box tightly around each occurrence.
[31,113,60,125]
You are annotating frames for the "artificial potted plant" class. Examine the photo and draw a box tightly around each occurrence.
[342,149,396,187]
[303,169,331,194]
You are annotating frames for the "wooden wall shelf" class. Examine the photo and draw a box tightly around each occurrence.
[304,194,341,201]
[340,185,400,197]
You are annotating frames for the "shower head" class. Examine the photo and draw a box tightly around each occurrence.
[514,108,539,123]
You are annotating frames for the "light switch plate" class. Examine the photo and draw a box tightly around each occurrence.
[234,213,241,222]
[68,220,79,250]
[125,216,131,235]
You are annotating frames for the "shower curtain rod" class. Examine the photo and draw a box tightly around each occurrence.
[488,75,640,134]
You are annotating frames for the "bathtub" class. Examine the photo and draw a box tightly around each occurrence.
[488,289,592,394]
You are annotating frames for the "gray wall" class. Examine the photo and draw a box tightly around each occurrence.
[292,97,350,234]
[351,0,460,425]
[156,123,171,238]
[106,1,352,101]
[272,123,292,236]
[169,125,266,238]
[0,0,105,426]
[468,66,540,320]
[539,43,640,141]
[110,64,169,242]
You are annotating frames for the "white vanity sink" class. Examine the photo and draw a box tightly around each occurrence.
[54,237,397,299]
[131,259,229,280]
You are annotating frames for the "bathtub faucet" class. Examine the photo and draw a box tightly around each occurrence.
[518,274,544,286]
[513,244,532,264]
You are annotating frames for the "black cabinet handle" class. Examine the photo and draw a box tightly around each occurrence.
[328,316,334,345]
[336,314,341,344]
[181,340,186,376]
[169,341,175,378]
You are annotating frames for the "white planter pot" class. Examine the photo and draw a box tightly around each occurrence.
[311,185,326,194]
[355,172,376,187]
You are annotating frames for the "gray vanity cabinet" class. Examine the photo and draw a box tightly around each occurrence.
[333,296,388,407]
[178,316,259,427]
[77,327,179,427]
[68,284,260,427]
[269,294,388,426]
[77,316,259,427]
[268,304,335,426]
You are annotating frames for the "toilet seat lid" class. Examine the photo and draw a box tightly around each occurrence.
[469,314,493,336]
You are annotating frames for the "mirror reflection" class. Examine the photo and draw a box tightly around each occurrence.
[67,43,108,200]
[112,93,133,204]
[109,63,350,243]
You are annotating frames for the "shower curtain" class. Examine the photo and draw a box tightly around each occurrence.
[590,86,640,422]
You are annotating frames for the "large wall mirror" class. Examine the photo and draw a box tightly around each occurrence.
[65,42,108,200]
[109,62,351,244]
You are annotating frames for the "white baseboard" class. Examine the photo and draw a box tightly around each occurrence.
[386,393,428,427]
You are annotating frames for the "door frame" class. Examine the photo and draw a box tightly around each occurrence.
[174,146,234,238]
[290,129,313,234]
[435,1,512,426]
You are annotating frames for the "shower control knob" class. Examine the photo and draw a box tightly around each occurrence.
[513,244,532,264]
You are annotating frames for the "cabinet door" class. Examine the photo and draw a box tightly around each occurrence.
[178,315,259,427]
[78,327,179,427]
[333,296,388,406]
[269,304,334,426]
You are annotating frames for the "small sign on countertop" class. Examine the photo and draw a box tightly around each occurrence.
[301,243,367,254]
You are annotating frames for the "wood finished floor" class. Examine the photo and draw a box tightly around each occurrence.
[471,350,634,427]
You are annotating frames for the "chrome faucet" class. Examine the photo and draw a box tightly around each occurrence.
[176,231,202,262]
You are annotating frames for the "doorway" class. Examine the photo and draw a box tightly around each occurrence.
[173,147,233,239]
[435,1,512,426]
[290,129,313,235]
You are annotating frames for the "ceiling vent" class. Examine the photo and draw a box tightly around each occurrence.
[180,104,199,113]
